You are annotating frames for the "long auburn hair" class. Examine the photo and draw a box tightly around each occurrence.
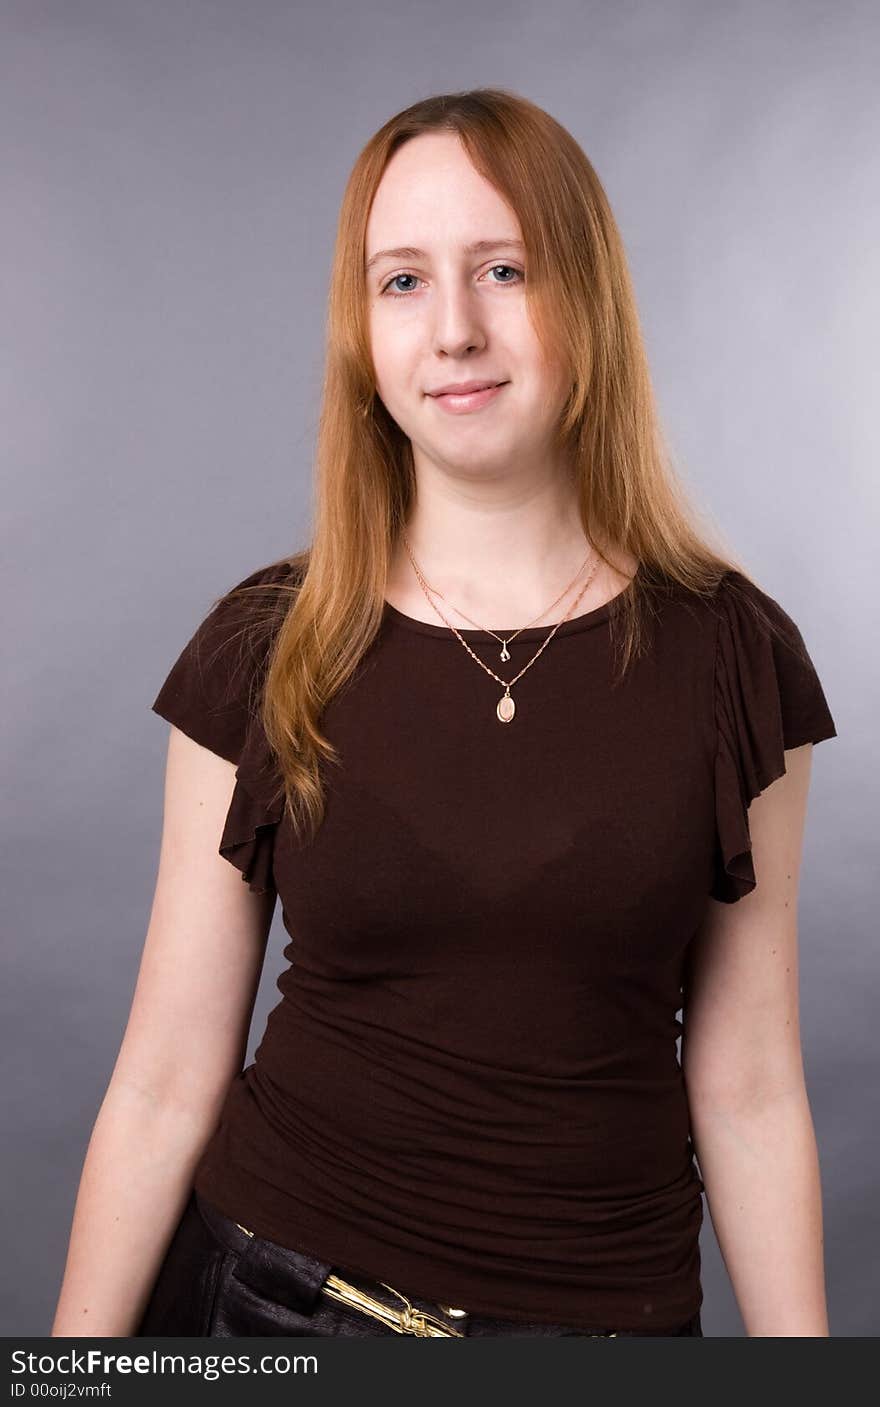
[220,87,794,844]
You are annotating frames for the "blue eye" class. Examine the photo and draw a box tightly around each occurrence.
[382,273,419,297]
[379,264,525,298]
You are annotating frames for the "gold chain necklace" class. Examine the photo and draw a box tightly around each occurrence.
[401,531,601,723]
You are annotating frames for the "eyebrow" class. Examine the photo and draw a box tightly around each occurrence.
[364,238,525,273]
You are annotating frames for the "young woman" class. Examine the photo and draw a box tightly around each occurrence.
[52,88,837,1339]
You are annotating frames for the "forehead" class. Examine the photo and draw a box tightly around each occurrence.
[365,133,521,250]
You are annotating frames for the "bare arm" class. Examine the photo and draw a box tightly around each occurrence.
[682,743,829,1337]
[51,725,276,1337]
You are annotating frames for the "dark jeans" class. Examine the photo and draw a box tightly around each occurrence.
[137,1189,703,1338]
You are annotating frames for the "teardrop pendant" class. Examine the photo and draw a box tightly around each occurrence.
[496,690,515,723]
[500,642,510,662]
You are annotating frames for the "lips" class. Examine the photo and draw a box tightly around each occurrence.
[428,380,506,397]
[428,382,508,414]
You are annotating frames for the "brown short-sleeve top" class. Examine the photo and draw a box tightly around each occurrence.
[151,559,837,1332]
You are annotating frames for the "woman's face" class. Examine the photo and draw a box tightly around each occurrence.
[365,132,570,481]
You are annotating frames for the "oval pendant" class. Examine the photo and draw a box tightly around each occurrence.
[496,692,515,723]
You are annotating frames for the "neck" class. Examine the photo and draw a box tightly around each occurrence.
[386,486,628,629]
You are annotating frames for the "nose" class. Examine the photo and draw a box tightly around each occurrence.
[430,279,488,359]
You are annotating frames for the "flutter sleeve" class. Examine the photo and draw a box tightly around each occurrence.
[711,570,838,903]
[151,559,297,894]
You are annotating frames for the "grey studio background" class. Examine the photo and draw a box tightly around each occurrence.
[2,0,876,1338]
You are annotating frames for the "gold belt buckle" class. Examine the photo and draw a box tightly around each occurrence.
[322,1274,467,1337]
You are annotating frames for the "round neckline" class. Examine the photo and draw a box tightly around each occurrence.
[382,562,642,641]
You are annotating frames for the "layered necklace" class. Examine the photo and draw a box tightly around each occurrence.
[401,531,601,723]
